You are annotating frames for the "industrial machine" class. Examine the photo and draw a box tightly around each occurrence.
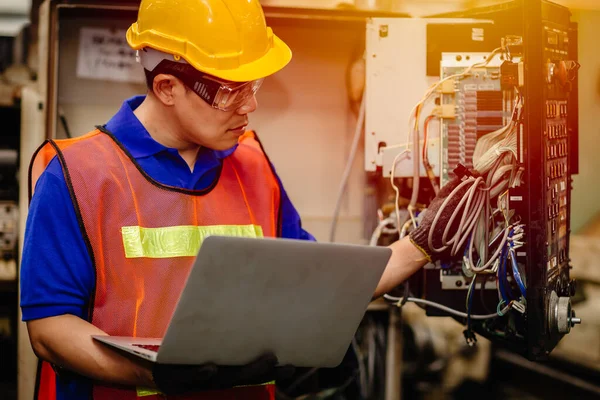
[366,0,581,361]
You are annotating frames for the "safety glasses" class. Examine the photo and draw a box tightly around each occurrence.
[207,78,263,112]
[153,60,262,112]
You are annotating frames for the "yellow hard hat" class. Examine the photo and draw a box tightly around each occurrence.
[126,0,292,82]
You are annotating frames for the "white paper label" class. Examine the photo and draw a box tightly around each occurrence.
[478,83,496,91]
[472,28,484,42]
[76,27,145,84]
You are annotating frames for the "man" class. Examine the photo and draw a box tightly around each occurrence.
[21,0,455,399]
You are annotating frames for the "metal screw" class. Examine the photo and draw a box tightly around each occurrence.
[379,25,389,38]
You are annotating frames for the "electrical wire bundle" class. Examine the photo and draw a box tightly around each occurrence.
[383,46,529,327]
[389,47,506,231]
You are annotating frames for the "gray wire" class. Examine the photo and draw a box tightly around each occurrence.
[383,294,510,320]
[408,117,420,220]
[329,90,366,243]
[469,225,509,272]
[369,217,397,246]
[428,176,485,254]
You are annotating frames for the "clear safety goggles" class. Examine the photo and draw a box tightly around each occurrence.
[189,75,263,112]
[138,48,262,112]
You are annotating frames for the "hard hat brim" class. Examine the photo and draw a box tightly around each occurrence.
[216,34,292,82]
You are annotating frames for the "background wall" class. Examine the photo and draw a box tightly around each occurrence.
[252,20,366,242]
[569,9,600,232]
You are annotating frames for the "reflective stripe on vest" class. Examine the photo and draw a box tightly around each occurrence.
[29,128,281,400]
[121,224,264,258]
[136,380,277,398]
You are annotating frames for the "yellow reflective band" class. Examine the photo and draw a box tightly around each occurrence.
[235,380,276,388]
[137,387,161,397]
[121,224,264,258]
[136,381,275,397]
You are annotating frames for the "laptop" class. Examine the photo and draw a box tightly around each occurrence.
[93,236,391,368]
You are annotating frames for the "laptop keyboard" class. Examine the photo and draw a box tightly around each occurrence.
[133,344,161,352]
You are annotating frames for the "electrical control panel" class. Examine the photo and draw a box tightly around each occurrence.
[365,18,497,178]
[541,23,572,288]
[366,0,580,361]
[439,53,518,187]
[428,0,579,360]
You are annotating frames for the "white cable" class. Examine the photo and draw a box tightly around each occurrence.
[383,294,511,320]
[369,217,397,246]
[400,47,505,234]
[399,218,414,239]
[468,227,510,272]
[439,178,485,253]
[390,150,410,230]
[425,131,519,265]
[427,176,486,256]
[408,117,420,228]
[406,47,504,145]
[329,90,366,243]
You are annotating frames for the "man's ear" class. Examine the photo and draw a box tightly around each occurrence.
[152,74,183,106]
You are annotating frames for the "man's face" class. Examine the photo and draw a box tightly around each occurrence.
[174,83,258,151]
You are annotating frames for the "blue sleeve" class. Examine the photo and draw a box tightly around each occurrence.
[20,158,95,321]
[272,172,316,242]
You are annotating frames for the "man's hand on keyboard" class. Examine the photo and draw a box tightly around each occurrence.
[152,352,295,395]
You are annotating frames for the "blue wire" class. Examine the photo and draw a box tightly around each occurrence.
[509,247,527,297]
[498,247,511,303]
[498,229,514,303]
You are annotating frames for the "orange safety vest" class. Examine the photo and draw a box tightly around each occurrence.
[29,127,282,400]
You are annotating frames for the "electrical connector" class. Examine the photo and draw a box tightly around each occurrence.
[512,300,526,314]
[433,104,456,119]
[463,329,477,347]
[439,78,456,94]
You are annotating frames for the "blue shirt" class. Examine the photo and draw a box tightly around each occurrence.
[20,95,314,399]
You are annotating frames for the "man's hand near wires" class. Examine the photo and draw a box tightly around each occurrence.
[407,169,479,264]
[372,170,479,298]
[373,166,514,320]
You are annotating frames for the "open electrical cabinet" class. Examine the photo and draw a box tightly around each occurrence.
[366,0,581,361]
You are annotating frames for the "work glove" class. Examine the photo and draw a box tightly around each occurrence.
[152,352,295,395]
[409,172,475,263]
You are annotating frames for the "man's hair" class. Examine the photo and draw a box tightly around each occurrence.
[144,69,156,91]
